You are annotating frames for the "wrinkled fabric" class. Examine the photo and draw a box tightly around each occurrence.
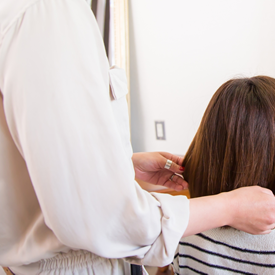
[11,250,125,275]
[0,0,189,274]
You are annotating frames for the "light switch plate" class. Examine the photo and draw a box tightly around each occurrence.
[155,121,166,140]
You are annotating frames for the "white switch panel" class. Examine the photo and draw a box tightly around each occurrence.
[155,121,166,140]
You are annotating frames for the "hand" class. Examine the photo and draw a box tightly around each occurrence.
[132,152,188,191]
[184,186,275,237]
[226,186,275,235]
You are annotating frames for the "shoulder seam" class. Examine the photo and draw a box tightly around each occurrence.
[0,0,42,46]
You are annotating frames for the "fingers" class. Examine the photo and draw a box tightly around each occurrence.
[160,152,184,165]
[260,229,272,235]
[250,227,274,235]
[174,155,184,165]
[259,186,274,196]
[164,173,188,191]
[171,161,185,173]
[163,157,185,190]
[164,180,187,191]
[164,158,185,174]
[170,173,184,183]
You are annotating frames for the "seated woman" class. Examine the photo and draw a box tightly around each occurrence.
[173,75,275,275]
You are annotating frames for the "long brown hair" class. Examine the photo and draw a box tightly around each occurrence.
[183,76,275,198]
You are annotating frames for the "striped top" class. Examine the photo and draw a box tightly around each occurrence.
[172,228,275,275]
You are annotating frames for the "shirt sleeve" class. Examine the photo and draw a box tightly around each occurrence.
[0,0,189,267]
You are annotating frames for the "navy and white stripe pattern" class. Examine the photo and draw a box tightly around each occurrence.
[172,228,275,275]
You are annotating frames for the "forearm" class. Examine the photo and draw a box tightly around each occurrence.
[183,193,228,237]
[183,186,275,237]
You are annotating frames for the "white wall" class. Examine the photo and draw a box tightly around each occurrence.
[129,0,275,155]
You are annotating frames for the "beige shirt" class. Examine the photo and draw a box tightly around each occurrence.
[0,0,189,273]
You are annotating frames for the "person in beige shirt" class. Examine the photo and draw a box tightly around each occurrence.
[0,0,275,274]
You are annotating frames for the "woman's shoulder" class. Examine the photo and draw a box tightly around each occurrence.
[179,227,275,253]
